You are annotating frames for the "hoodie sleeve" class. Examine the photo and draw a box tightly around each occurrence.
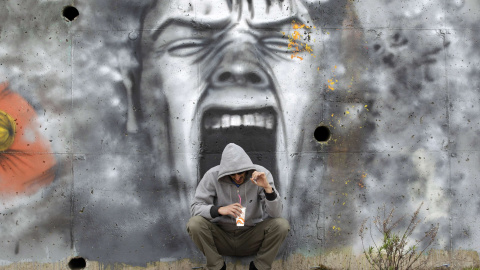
[190,172,217,219]
[262,171,282,218]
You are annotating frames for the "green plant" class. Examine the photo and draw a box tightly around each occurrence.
[359,202,439,270]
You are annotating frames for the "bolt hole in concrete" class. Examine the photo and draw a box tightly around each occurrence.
[314,126,330,142]
[68,257,86,270]
[62,6,79,21]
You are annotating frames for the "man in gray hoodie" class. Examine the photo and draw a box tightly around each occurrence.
[187,143,289,270]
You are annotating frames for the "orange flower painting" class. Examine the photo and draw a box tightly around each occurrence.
[0,81,56,195]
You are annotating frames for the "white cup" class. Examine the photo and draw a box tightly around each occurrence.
[236,207,246,226]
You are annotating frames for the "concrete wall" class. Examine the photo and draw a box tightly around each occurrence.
[0,0,479,269]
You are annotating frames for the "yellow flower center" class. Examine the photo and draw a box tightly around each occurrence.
[0,110,16,151]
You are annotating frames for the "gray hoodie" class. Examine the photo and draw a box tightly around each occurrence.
[191,143,282,232]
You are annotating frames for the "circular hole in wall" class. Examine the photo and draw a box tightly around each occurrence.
[63,6,79,21]
[314,126,331,142]
[68,257,86,270]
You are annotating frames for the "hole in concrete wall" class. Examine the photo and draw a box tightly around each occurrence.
[314,126,330,142]
[68,257,86,269]
[63,6,79,21]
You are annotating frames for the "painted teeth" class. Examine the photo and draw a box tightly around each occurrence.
[204,113,275,130]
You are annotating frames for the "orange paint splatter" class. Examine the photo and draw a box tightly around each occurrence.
[284,20,315,60]
[293,23,306,29]
[292,30,301,40]
[326,66,339,91]
[357,172,367,189]
[305,44,313,53]
[0,82,56,195]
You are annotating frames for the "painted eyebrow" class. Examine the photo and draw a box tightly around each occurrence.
[247,16,308,30]
[151,17,232,41]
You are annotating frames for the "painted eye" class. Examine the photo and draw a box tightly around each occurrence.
[167,39,207,57]
[261,37,291,53]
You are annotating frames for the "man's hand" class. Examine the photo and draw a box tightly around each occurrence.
[250,171,273,193]
[218,203,243,218]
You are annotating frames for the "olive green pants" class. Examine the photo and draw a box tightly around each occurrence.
[187,216,290,270]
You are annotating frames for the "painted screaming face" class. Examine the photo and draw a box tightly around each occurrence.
[139,0,323,190]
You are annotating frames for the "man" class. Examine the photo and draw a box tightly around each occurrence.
[187,143,289,270]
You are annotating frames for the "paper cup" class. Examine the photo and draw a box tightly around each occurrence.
[236,207,246,226]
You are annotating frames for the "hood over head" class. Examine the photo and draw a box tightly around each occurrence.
[217,143,256,180]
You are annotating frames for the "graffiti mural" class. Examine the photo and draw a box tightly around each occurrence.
[1,0,480,268]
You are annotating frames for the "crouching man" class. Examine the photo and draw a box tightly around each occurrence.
[187,143,290,270]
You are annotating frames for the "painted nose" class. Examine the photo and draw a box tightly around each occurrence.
[210,45,270,89]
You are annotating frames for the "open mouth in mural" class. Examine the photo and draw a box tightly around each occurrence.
[199,107,278,180]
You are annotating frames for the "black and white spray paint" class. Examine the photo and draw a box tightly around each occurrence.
[0,0,479,266]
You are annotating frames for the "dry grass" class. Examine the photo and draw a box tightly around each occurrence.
[359,203,439,270]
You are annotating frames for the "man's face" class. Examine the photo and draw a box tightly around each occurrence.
[229,171,247,185]
[140,0,323,188]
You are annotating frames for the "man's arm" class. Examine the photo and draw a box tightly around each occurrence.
[251,170,282,218]
[190,173,218,219]
[191,171,246,219]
